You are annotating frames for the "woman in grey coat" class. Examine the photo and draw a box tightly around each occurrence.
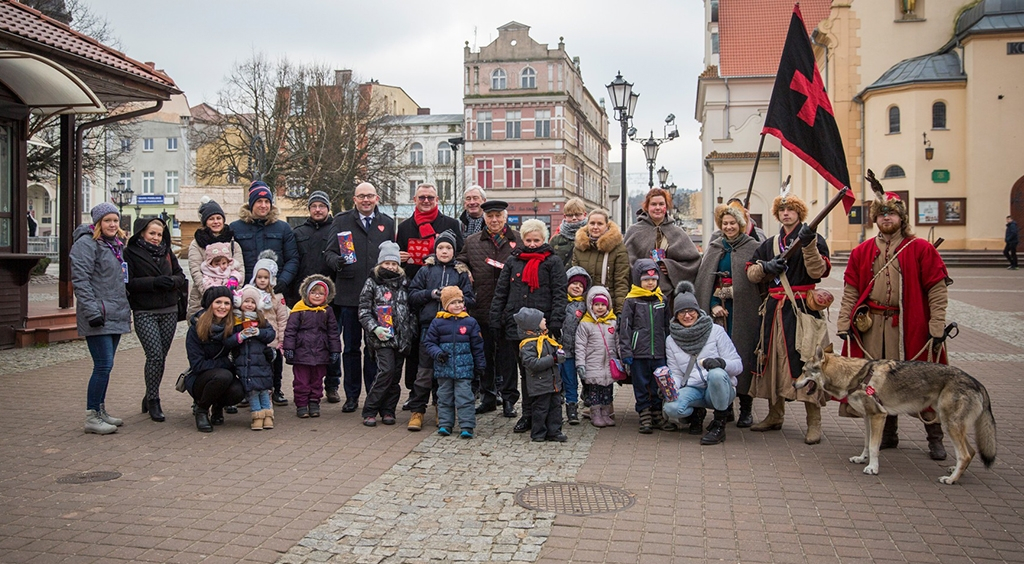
[70,203,133,435]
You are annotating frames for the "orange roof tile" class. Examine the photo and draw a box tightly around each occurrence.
[719,0,832,77]
[0,0,177,90]
[699,65,719,79]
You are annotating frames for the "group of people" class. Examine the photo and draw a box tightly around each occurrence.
[71,176,952,460]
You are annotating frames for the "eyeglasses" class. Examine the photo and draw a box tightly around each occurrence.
[565,213,586,220]
[354,193,376,200]
[416,195,437,201]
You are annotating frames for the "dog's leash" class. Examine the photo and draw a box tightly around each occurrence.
[914,322,959,363]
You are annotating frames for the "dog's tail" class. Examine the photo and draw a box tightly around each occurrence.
[976,385,997,468]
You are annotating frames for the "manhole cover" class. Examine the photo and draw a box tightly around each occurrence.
[56,471,122,484]
[515,482,635,515]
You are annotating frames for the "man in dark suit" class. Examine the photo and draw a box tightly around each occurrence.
[325,182,396,413]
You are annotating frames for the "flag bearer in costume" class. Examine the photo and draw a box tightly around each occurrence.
[836,169,949,460]
[746,190,830,444]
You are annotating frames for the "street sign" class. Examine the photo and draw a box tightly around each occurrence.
[932,170,950,183]
[136,195,165,205]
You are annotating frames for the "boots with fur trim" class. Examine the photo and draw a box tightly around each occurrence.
[251,410,265,431]
[262,409,275,430]
[751,399,785,432]
[804,402,822,445]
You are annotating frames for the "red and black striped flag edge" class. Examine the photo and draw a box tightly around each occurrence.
[762,4,854,213]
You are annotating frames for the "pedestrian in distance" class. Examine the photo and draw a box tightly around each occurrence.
[424,286,486,439]
[1006,215,1019,270]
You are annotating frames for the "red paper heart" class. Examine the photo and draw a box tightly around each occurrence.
[384,292,392,301]
[459,326,467,334]
[378,224,385,231]
[510,242,516,248]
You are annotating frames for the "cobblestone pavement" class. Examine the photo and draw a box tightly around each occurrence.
[1,267,1023,563]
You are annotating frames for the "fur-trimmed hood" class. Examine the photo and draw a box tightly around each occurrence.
[298,273,336,305]
[573,220,623,253]
[237,204,280,224]
[423,254,470,274]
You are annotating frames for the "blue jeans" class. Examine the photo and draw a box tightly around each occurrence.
[630,358,664,413]
[334,305,376,401]
[437,377,475,430]
[248,389,272,411]
[86,334,121,411]
[560,358,579,404]
[662,368,736,419]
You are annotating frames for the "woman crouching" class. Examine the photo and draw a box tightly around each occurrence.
[184,286,246,432]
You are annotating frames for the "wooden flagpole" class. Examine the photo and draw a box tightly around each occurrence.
[743,133,767,209]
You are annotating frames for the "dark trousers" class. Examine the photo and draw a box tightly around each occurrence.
[630,358,665,413]
[404,332,420,390]
[325,304,343,391]
[478,325,503,406]
[1005,242,1019,268]
[407,342,434,414]
[362,348,404,418]
[335,305,376,401]
[293,364,327,407]
[192,368,245,411]
[499,338,522,407]
[272,353,283,394]
[530,392,562,440]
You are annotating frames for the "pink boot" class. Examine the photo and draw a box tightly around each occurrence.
[602,404,616,427]
[591,405,607,428]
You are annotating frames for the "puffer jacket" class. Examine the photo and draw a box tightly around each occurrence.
[665,322,742,390]
[228,316,276,393]
[574,286,618,387]
[520,335,562,397]
[69,224,132,337]
[125,218,187,313]
[561,266,592,358]
[283,274,341,365]
[571,221,631,314]
[289,215,335,305]
[423,314,486,380]
[456,225,522,325]
[617,259,671,361]
[358,265,418,354]
[187,227,245,317]
[230,205,299,293]
[408,256,476,326]
[184,312,233,396]
[489,243,568,341]
[324,207,397,307]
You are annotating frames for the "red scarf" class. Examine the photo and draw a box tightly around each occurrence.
[519,251,551,291]
[413,207,439,238]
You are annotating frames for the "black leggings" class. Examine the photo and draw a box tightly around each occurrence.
[192,368,245,410]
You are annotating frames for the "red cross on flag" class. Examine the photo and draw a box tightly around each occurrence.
[762,4,854,213]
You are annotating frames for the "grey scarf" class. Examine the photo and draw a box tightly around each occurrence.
[559,218,586,241]
[669,315,714,356]
[465,215,484,236]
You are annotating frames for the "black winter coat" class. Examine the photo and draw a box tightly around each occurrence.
[289,215,336,304]
[124,221,186,312]
[325,208,396,307]
[489,244,568,341]
[456,226,522,326]
[358,265,418,354]
[184,314,233,395]
[396,211,463,281]
[408,256,476,327]
[227,319,276,393]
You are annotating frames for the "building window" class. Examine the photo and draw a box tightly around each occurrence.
[883,165,906,179]
[521,67,536,89]
[535,158,551,188]
[491,68,506,90]
[143,138,154,152]
[167,137,178,151]
[409,142,423,166]
[82,177,91,211]
[437,179,452,203]
[932,101,946,129]
[142,171,155,194]
[535,110,551,138]
[120,137,131,152]
[119,172,132,191]
[165,171,179,194]
[0,125,10,249]
[437,141,452,165]
[477,111,492,140]
[506,110,521,139]
[408,179,422,200]
[505,158,522,188]
[711,0,719,21]
[888,106,901,134]
[476,159,493,189]
[227,165,239,184]
[711,32,719,54]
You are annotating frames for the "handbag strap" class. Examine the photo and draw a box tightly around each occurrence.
[601,252,609,286]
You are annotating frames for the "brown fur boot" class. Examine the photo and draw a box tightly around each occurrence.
[804,402,821,445]
[251,410,264,431]
[751,399,785,432]
[262,409,274,430]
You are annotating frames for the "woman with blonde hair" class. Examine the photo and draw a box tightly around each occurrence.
[571,209,631,314]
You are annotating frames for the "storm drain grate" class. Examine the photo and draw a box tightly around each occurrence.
[56,471,122,484]
[515,482,635,515]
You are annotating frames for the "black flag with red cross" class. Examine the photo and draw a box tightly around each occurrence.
[762,4,854,213]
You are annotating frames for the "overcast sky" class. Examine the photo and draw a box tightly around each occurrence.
[90,0,706,198]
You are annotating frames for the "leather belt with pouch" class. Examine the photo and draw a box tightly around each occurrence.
[853,304,872,332]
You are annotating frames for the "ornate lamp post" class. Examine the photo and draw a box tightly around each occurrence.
[636,115,679,189]
[111,179,133,228]
[606,72,637,228]
[657,166,669,188]
[448,136,463,216]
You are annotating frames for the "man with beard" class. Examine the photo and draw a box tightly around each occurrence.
[836,170,949,460]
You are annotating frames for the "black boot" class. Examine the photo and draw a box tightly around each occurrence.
[513,416,531,433]
[210,405,225,426]
[193,405,213,433]
[146,399,165,422]
[701,411,728,445]
[925,423,947,460]
[638,408,654,434]
[566,403,580,425]
[503,400,518,418]
[880,415,899,449]
[736,394,754,428]
[688,408,707,435]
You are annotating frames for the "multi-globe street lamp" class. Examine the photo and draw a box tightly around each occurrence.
[636,114,679,189]
[111,179,133,228]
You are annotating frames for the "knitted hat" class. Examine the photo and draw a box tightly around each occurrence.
[673,281,701,315]
[237,284,262,308]
[201,285,233,309]
[513,307,545,337]
[377,240,401,265]
[307,190,330,209]
[248,180,274,208]
[633,258,660,284]
[435,229,457,251]
[307,278,329,296]
[520,218,549,242]
[249,249,279,286]
[199,196,226,226]
[90,202,119,225]
[591,294,609,306]
[440,286,464,311]
[205,242,233,265]
[566,266,591,291]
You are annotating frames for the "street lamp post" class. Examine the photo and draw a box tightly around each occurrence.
[110,179,133,229]
[448,136,464,218]
[636,115,679,189]
[657,166,669,188]
[606,72,637,228]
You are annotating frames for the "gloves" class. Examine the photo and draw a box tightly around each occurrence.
[343,254,357,265]
[153,276,175,290]
[329,352,340,365]
[283,349,295,361]
[576,366,586,380]
[762,256,787,276]
[373,326,391,341]
[837,330,849,341]
[88,316,105,328]
[431,289,441,301]
[555,349,566,365]
[702,357,727,370]
[622,357,633,366]
[550,327,561,342]
[263,348,277,363]
[436,352,450,364]
[236,331,249,344]
[797,224,817,246]
[931,334,946,355]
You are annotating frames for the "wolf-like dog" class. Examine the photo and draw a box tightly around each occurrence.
[794,345,996,484]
